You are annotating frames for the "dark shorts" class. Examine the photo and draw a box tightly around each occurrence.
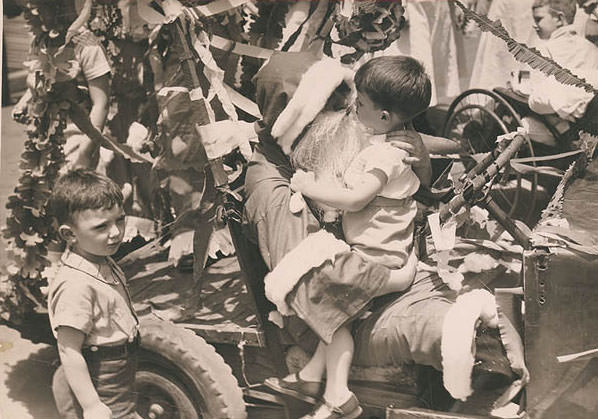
[52,350,138,419]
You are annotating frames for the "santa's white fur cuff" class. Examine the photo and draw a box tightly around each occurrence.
[441,289,498,401]
[264,230,350,315]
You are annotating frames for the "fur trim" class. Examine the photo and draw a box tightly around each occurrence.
[271,57,355,154]
[264,230,350,315]
[268,310,285,328]
[441,289,498,401]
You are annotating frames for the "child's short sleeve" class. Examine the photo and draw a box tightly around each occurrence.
[359,143,408,184]
[49,280,94,335]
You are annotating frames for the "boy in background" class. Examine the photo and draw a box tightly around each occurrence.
[528,0,598,123]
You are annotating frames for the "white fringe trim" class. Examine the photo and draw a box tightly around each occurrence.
[264,230,350,315]
[441,289,498,401]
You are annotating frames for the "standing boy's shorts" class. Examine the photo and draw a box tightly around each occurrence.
[52,345,139,419]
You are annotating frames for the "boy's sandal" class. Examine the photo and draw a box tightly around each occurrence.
[300,392,363,419]
[263,373,324,404]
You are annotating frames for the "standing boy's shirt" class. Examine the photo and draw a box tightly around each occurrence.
[528,25,598,121]
[342,136,420,269]
[48,250,138,347]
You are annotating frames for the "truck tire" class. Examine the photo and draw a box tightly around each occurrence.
[137,317,247,419]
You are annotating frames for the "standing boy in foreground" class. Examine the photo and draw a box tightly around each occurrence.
[47,169,139,419]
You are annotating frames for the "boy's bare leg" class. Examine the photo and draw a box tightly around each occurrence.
[376,251,418,296]
[71,73,111,171]
[290,342,326,382]
[284,326,353,407]
[322,325,353,405]
[71,138,100,170]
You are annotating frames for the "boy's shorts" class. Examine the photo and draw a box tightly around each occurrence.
[52,341,139,419]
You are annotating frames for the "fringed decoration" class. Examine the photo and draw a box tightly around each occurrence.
[451,0,598,94]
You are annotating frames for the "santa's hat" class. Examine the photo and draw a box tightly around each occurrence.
[255,51,355,154]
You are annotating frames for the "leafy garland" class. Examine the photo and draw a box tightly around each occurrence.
[0,1,76,322]
[451,0,598,94]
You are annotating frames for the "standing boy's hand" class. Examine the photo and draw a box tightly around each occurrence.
[83,402,112,419]
[386,130,432,187]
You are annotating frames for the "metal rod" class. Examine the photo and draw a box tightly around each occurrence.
[482,195,531,249]
[440,134,527,224]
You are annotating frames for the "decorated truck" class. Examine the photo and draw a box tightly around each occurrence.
[2,1,598,418]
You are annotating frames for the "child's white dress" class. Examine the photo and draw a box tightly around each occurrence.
[342,137,420,269]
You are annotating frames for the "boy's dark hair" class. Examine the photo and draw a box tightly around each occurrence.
[533,0,577,24]
[354,56,432,119]
[48,169,123,225]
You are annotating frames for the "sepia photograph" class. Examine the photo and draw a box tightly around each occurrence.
[1,0,597,418]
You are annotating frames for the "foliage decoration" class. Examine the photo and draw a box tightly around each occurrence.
[332,0,406,64]
[1,0,79,322]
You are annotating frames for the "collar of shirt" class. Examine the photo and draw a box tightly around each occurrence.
[550,25,578,40]
[60,249,125,286]
[368,134,387,145]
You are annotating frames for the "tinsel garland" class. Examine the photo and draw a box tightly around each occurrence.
[199,4,249,90]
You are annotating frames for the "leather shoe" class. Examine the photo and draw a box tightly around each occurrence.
[301,392,362,419]
[264,373,324,404]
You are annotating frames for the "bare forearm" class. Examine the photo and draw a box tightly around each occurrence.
[412,154,432,188]
[421,134,463,155]
[60,351,102,410]
[302,182,369,212]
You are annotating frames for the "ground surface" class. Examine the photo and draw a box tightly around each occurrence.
[1,105,61,419]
